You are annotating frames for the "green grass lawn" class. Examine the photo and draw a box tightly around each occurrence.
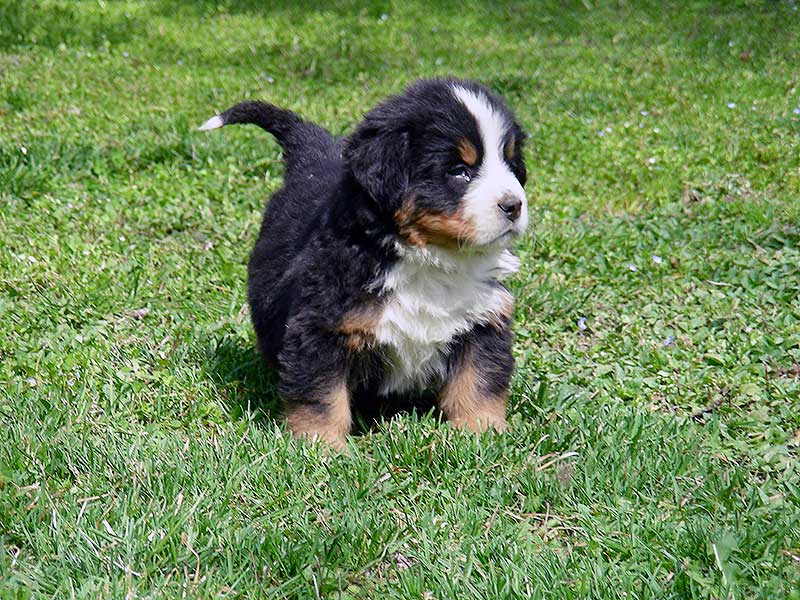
[2,0,799,597]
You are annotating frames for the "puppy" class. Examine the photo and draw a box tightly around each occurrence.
[200,78,528,449]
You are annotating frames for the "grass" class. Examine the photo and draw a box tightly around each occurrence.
[1,0,799,597]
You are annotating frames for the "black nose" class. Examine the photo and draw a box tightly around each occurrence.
[498,195,522,221]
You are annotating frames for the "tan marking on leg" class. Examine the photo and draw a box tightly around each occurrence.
[285,381,351,449]
[395,197,475,248]
[439,359,507,433]
[337,303,384,351]
[457,137,478,166]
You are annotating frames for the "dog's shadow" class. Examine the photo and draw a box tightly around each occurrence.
[206,335,282,424]
[206,334,439,434]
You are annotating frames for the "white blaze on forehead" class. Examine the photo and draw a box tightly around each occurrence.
[452,86,509,160]
[451,85,528,245]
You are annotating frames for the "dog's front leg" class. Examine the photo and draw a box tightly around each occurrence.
[278,326,352,450]
[439,324,514,433]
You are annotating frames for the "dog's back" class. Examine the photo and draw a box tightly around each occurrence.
[200,102,344,362]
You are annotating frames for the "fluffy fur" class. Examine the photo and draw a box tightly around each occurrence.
[200,78,528,448]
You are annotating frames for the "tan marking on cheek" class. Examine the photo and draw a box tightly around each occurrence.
[504,136,516,162]
[285,381,351,450]
[457,137,478,166]
[395,197,476,248]
[414,211,475,247]
[337,303,384,350]
[439,358,507,433]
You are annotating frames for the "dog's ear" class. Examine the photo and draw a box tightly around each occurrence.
[344,106,410,206]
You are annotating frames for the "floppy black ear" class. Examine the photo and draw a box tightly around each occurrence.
[343,107,410,206]
[509,122,528,188]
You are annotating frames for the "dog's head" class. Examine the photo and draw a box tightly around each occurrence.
[344,78,528,249]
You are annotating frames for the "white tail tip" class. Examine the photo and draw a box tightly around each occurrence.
[198,115,224,131]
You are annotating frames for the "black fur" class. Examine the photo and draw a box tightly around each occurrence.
[204,78,527,439]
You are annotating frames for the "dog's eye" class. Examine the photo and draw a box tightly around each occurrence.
[448,165,472,182]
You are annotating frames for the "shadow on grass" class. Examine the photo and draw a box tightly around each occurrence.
[205,332,441,434]
[205,334,282,424]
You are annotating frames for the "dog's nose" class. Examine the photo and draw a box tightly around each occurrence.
[497,194,522,221]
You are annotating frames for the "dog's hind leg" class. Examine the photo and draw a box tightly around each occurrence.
[277,324,353,450]
[284,381,352,450]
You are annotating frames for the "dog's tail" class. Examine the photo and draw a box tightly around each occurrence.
[198,101,333,172]
[198,100,302,146]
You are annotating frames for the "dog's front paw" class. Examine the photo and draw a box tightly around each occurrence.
[290,427,347,451]
[449,408,508,433]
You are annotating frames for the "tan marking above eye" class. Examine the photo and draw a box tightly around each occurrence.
[457,138,478,167]
[504,136,516,161]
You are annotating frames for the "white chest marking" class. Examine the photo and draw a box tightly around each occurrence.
[374,245,518,394]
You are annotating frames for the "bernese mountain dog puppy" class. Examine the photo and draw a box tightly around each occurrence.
[200,78,528,449]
